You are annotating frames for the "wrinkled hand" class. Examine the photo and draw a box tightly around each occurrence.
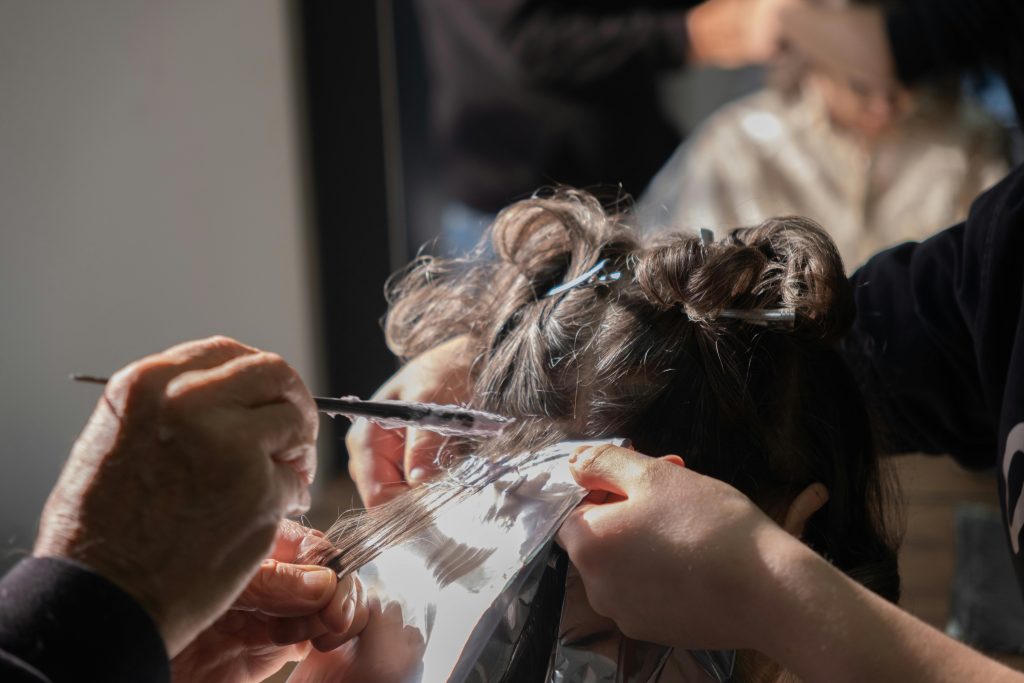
[556,445,796,651]
[34,336,319,655]
[346,336,472,507]
[288,595,425,683]
[171,520,368,683]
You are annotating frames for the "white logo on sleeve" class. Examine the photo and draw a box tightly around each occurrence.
[1003,422,1024,554]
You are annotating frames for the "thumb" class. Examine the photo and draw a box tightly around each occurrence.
[568,444,652,498]
[235,560,337,617]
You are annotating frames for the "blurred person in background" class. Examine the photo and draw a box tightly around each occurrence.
[782,0,1023,129]
[413,0,797,251]
[641,0,1009,270]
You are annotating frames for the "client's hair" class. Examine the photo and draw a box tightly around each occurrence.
[320,189,900,605]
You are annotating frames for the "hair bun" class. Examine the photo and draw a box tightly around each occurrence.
[488,189,637,299]
[635,217,853,341]
[489,190,609,278]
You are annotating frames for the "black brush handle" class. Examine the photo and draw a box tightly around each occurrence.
[71,375,513,437]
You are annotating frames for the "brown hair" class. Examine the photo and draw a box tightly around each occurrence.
[320,188,899,607]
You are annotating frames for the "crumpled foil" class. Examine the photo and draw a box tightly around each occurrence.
[551,560,736,683]
[348,439,735,682]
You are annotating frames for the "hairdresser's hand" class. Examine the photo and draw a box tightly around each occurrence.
[687,0,798,67]
[171,520,368,683]
[556,444,798,651]
[288,595,426,683]
[347,336,472,506]
[34,336,319,656]
[561,449,1024,683]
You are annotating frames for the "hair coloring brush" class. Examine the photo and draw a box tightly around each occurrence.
[71,374,513,438]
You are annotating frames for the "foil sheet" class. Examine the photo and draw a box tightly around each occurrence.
[291,439,735,682]
[552,564,735,683]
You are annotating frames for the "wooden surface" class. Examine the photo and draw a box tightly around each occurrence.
[896,455,1024,671]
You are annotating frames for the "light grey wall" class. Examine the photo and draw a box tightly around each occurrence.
[0,1,320,569]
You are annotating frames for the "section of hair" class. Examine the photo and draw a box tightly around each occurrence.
[324,187,900,609]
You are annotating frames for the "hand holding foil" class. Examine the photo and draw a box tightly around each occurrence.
[557,444,811,652]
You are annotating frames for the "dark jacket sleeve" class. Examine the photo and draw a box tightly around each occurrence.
[841,224,995,467]
[0,557,170,683]
[842,163,1024,586]
[843,163,1024,465]
[886,0,1024,114]
[501,1,695,88]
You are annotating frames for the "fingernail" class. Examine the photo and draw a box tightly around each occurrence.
[569,446,592,466]
[408,467,430,485]
[303,568,335,592]
[337,595,356,633]
[350,573,364,601]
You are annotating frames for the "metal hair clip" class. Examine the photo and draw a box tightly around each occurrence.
[545,258,622,297]
[699,228,715,246]
[718,308,796,326]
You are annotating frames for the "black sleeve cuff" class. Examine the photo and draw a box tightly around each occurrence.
[0,557,170,683]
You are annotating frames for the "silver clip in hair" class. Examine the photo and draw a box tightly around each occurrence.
[700,228,715,246]
[545,258,622,297]
[718,308,797,326]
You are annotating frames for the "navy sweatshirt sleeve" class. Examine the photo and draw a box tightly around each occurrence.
[0,557,170,683]
[842,163,1024,588]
